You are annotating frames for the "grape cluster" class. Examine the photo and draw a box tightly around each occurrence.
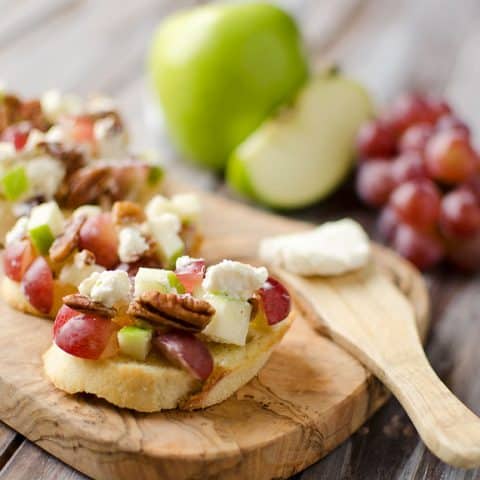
[355,93,480,271]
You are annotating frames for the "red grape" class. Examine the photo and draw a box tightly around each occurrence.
[385,93,433,134]
[446,232,480,271]
[356,161,396,207]
[390,180,441,229]
[392,152,427,184]
[1,121,32,150]
[258,276,291,325]
[79,213,119,268]
[440,189,480,238]
[377,206,400,242]
[54,308,118,359]
[425,130,477,184]
[392,223,445,270]
[3,239,35,282]
[425,96,452,122]
[399,123,433,153]
[70,115,95,144]
[153,330,213,381]
[436,114,470,138]
[464,176,480,203]
[22,256,53,314]
[175,258,206,293]
[356,120,397,158]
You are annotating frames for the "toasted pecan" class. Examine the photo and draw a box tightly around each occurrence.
[63,164,112,207]
[63,294,116,318]
[49,215,86,263]
[112,201,145,225]
[128,292,215,332]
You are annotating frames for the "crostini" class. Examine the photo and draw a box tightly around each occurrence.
[1,194,202,317]
[43,257,293,411]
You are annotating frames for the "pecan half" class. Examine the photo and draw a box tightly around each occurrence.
[128,292,215,332]
[62,164,112,207]
[112,201,145,225]
[49,215,86,263]
[41,143,86,176]
[63,293,116,318]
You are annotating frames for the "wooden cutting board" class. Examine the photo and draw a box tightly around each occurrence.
[0,178,429,480]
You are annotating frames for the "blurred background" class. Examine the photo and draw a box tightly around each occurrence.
[2,0,480,153]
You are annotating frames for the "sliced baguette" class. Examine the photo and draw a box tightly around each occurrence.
[43,312,293,412]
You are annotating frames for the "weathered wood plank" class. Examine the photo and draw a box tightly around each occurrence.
[0,424,19,471]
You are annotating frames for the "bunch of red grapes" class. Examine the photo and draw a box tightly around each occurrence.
[355,93,480,271]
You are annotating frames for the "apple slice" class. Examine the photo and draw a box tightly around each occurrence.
[153,330,213,381]
[134,268,185,297]
[1,165,29,200]
[28,202,65,254]
[227,71,373,209]
[201,293,251,346]
[22,256,54,314]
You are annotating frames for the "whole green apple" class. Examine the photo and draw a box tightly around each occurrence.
[148,2,309,171]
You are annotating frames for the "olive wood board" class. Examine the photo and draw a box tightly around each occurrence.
[0,177,429,480]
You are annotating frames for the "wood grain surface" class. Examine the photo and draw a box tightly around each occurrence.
[0,178,428,480]
[0,0,480,479]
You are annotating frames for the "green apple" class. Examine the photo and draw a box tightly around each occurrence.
[202,293,252,346]
[227,70,374,209]
[148,2,309,170]
[28,202,64,253]
[134,268,185,297]
[118,326,153,361]
[148,217,185,269]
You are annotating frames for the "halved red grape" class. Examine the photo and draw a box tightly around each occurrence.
[424,96,452,123]
[440,189,480,238]
[399,123,433,154]
[356,161,396,207]
[54,308,118,359]
[464,176,480,203]
[1,121,32,150]
[356,120,397,158]
[425,130,477,184]
[22,256,54,314]
[377,206,400,242]
[436,114,470,138]
[392,223,445,270]
[258,277,291,325]
[3,239,35,282]
[390,180,441,229]
[392,152,427,184]
[175,258,206,293]
[78,213,119,268]
[154,330,213,381]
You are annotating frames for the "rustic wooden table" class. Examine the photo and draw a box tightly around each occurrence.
[1,0,480,478]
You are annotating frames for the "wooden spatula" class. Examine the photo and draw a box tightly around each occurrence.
[277,263,480,468]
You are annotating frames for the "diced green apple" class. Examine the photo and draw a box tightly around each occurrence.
[148,216,185,268]
[118,326,153,361]
[28,202,64,253]
[226,71,374,209]
[1,165,29,200]
[202,293,251,346]
[134,267,185,297]
[147,165,164,185]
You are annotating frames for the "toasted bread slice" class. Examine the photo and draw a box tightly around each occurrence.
[43,312,293,412]
[1,276,75,318]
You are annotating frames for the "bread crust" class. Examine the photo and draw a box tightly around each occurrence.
[0,276,75,318]
[43,313,293,412]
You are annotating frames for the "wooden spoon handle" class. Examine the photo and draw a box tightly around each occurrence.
[375,349,480,469]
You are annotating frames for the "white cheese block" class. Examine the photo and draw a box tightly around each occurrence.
[259,218,371,276]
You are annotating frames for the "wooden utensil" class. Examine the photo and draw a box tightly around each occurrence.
[277,262,480,469]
